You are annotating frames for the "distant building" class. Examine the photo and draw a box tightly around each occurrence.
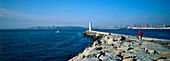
[146,22,148,28]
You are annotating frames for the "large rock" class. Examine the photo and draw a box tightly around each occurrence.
[113,36,121,41]
[96,53,102,58]
[144,46,170,55]
[151,56,168,61]
[101,56,109,61]
[85,54,96,58]
[114,44,121,48]
[94,47,103,50]
[137,58,153,61]
[123,42,132,47]
[108,40,121,45]
[76,54,85,60]
[133,47,144,52]
[107,35,114,39]
[128,50,138,53]
[117,46,131,51]
[88,50,102,54]
[105,52,122,60]
[132,42,141,47]
[101,39,106,44]
[104,36,108,41]
[154,48,170,55]
[82,48,89,55]
[142,42,162,47]
[82,58,98,61]
[123,58,134,61]
[99,52,122,61]
[141,41,170,55]
[107,39,113,43]
[101,47,117,53]
[113,49,125,56]
[101,44,114,46]
[157,59,170,61]
[92,41,99,47]
[121,52,170,60]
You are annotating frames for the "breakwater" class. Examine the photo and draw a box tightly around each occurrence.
[69,30,170,61]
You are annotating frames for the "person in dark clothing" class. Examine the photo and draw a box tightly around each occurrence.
[138,30,143,40]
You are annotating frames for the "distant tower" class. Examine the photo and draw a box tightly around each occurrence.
[146,22,148,28]
[126,24,128,28]
[89,21,92,31]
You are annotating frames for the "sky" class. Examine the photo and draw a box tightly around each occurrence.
[0,0,170,29]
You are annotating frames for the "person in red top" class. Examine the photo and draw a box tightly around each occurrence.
[138,30,143,40]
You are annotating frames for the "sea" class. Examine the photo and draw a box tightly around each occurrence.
[0,28,170,61]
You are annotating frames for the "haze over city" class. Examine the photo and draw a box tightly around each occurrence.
[0,0,170,29]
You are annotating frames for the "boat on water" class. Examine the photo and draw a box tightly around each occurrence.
[56,31,60,33]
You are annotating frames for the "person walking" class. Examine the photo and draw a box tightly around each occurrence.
[138,30,143,40]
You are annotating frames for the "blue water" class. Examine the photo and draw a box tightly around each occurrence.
[0,28,170,61]
[94,29,170,40]
[0,28,94,61]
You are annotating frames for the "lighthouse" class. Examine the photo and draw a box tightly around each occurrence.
[89,21,92,31]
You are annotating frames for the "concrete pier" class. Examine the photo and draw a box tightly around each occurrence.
[69,30,170,61]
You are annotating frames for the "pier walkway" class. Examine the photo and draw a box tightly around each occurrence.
[69,30,170,61]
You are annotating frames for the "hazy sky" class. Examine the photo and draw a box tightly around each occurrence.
[0,0,170,29]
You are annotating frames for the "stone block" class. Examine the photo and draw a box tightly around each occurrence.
[145,47,170,55]
[137,58,153,61]
[123,42,132,47]
[99,54,104,60]
[107,39,114,43]
[113,50,125,56]
[92,41,98,47]
[101,47,117,53]
[121,52,170,60]
[96,53,102,58]
[117,46,130,51]
[133,47,144,51]
[114,44,121,48]
[82,58,98,61]
[121,53,136,59]
[101,44,114,46]
[142,42,162,47]
[88,50,102,54]
[94,47,103,50]
[132,42,140,47]
[157,59,170,61]
[123,58,134,61]
[85,54,96,58]
[101,39,106,44]
[104,52,122,61]
[76,54,85,60]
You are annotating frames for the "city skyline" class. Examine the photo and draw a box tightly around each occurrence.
[0,0,170,29]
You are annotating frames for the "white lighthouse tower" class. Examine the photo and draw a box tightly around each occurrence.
[89,21,92,31]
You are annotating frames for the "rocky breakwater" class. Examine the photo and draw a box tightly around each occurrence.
[69,30,170,61]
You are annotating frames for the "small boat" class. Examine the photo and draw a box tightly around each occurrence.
[56,31,60,33]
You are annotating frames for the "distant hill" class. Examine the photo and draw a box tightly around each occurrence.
[26,26,86,29]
